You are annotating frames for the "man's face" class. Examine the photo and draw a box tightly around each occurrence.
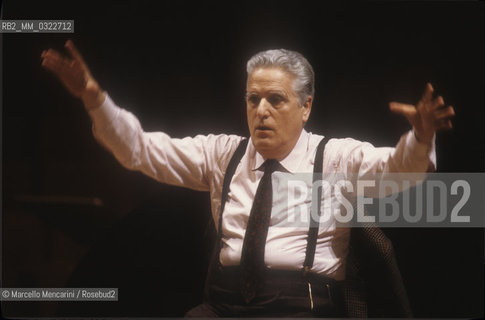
[246,67,312,160]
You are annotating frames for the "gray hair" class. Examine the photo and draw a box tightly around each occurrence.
[246,49,315,105]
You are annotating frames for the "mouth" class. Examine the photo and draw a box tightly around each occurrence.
[256,125,273,131]
[254,126,274,138]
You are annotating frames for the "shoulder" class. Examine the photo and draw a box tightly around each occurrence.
[310,134,375,170]
[309,133,369,157]
[196,133,244,151]
[196,133,246,169]
[325,137,374,158]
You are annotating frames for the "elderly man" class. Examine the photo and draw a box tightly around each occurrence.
[41,41,454,317]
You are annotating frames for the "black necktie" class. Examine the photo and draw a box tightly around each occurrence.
[240,159,279,303]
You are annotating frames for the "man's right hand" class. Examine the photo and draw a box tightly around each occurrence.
[41,40,106,111]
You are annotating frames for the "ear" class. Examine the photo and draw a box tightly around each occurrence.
[301,96,313,123]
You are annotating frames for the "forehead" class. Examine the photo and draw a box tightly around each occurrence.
[247,67,295,93]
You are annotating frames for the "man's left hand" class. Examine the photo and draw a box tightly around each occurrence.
[389,83,455,145]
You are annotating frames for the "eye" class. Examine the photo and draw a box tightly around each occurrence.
[247,94,260,106]
[267,94,285,107]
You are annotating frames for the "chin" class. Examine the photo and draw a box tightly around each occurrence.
[252,137,279,158]
[252,136,272,148]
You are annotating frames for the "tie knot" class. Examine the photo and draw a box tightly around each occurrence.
[263,159,279,174]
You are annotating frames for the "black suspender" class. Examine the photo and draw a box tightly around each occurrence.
[218,136,327,273]
[217,138,249,241]
[303,137,327,272]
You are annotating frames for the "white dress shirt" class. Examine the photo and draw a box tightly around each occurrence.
[89,94,436,280]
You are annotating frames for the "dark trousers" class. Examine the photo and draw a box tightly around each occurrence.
[185,266,344,317]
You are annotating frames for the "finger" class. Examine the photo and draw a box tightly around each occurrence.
[65,40,86,65]
[431,95,445,110]
[42,48,68,62]
[42,51,83,88]
[389,102,417,119]
[420,82,434,104]
[42,59,71,79]
[41,49,70,74]
[434,106,455,120]
[436,119,453,131]
[42,55,70,77]
[42,48,66,62]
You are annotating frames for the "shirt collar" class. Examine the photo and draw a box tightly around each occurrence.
[252,129,310,173]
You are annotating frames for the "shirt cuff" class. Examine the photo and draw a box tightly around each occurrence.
[406,130,437,171]
[88,93,120,132]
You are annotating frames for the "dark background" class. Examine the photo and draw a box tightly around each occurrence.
[1,0,484,318]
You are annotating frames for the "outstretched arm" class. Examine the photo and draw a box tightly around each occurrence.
[41,40,106,111]
[40,40,242,192]
[334,83,455,176]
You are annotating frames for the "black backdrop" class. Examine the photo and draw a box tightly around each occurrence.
[1,0,484,318]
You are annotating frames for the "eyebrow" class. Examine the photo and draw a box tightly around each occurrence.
[245,90,289,98]
[267,90,288,98]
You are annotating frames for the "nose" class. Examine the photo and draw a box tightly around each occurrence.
[256,98,270,119]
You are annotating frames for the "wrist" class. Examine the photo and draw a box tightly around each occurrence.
[413,129,433,146]
[82,88,106,111]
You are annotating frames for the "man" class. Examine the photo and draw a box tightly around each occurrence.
[41,41,454,317]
